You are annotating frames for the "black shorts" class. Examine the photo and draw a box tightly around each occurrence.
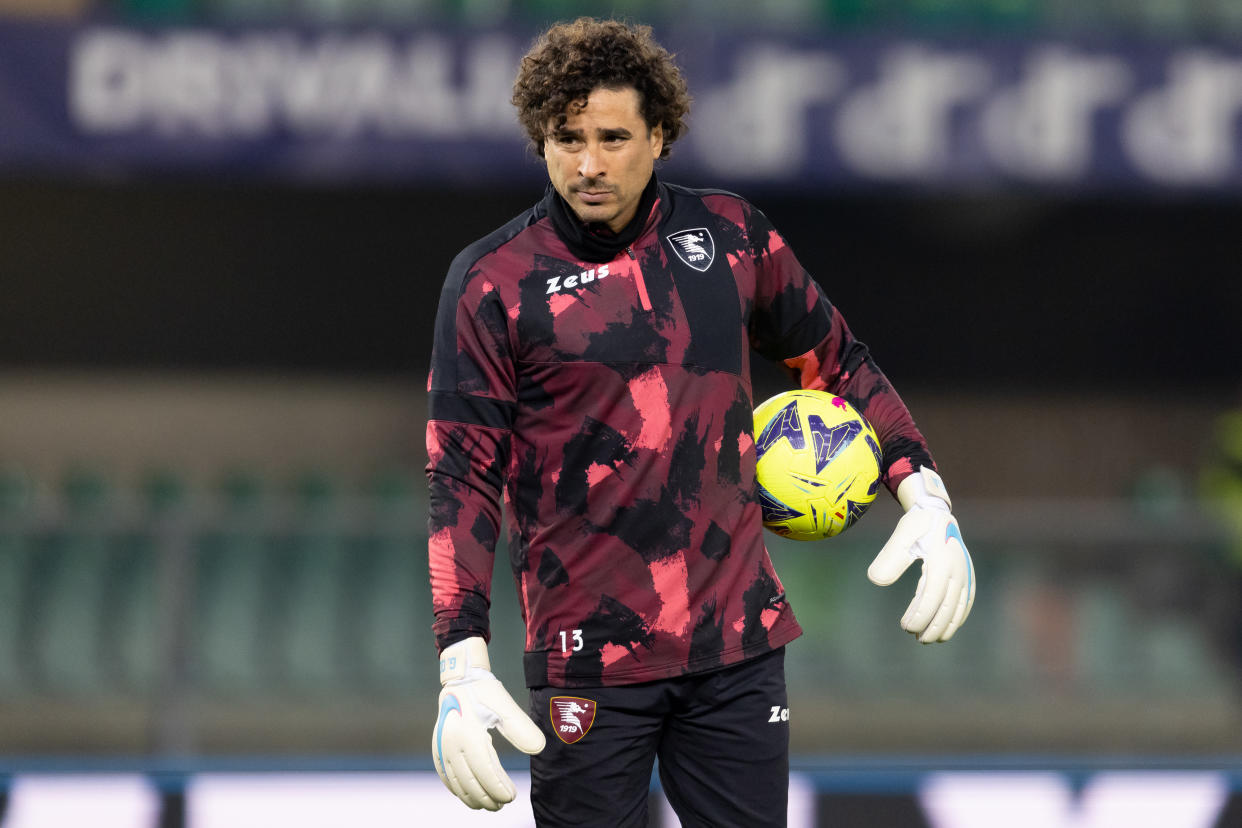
[528,648,790,828]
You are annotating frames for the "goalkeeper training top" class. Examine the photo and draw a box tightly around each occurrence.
[427,176,934,688]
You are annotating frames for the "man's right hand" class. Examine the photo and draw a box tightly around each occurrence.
[432,636,546,811]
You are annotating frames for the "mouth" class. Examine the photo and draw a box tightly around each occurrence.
[574,189,613,205]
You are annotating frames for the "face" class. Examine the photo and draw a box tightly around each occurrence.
[544,86,664,233]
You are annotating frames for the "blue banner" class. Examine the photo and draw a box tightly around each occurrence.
[3,21,1242,190]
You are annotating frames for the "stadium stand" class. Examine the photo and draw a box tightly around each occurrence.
[0,461,1236,754]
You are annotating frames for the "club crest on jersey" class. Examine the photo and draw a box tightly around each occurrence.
[666,228,715,272]
[549,696,597,744]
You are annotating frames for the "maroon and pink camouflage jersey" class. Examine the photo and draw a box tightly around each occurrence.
[427,179,934,688]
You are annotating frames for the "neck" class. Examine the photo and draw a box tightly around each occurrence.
[546,174,659,263]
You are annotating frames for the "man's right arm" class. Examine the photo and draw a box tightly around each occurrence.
[426,262,544,812]
[425,262,518,650]
[426,417,510,648]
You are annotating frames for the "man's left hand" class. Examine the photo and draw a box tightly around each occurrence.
[867,466,976,643]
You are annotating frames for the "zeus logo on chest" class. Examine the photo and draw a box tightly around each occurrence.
[546,264,610,296]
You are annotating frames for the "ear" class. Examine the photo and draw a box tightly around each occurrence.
[649,124,664,159]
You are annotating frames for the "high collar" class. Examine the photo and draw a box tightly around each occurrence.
[543,174,661,264]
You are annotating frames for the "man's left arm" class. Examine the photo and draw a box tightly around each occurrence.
[748,211,976,643]
[782,302,975,642]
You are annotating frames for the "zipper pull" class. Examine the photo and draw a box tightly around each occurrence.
[625,246,652,311]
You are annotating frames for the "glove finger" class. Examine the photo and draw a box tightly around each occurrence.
[432,721,445,779]
[431,700,458,794]
[458,724,517,810]
[481,681,547,755]
[869,533,917,586]
[938,585,970,642]
[966,564,977,614]
[497,710,547,756]
[900,570,926,632]
[869,545,913,587]
[918,541,967,641]
[919,577,963,643]
[445,746,503,810]
[941,559,978,642]
[436,709,510,811]
[441,745,485,809]
[436,720,490,809]
[902,559,949,636]
[868,510,934,585]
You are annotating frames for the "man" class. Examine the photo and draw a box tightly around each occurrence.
[427,18,975,827]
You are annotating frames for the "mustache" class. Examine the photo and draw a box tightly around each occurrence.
[572,179,613,193]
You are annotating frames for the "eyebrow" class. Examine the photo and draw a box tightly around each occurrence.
[553,126,635,140]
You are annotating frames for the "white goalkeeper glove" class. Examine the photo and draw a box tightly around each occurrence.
[432,636,546,811]
[867,466,976,643]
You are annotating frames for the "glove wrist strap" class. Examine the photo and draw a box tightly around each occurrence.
[439,636,491,685]
[896,466,952,513]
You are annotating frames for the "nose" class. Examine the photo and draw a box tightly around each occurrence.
[578,143,606,180]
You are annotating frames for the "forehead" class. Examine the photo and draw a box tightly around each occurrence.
[557,86,645,128]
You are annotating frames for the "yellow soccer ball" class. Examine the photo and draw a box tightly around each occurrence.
[753,389,883,541]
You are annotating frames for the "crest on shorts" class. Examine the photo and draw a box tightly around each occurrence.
[549,696,597,744]
[666,228,715,272]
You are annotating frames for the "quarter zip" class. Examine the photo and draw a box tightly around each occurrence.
[626,246,652,311]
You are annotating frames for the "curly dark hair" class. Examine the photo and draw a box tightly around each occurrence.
[512,18,691,160]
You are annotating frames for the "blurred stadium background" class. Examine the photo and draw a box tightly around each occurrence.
[3,0,1242,825]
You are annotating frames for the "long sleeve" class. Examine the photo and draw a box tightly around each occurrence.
[746,208,934,495]
[426,254,517,652]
